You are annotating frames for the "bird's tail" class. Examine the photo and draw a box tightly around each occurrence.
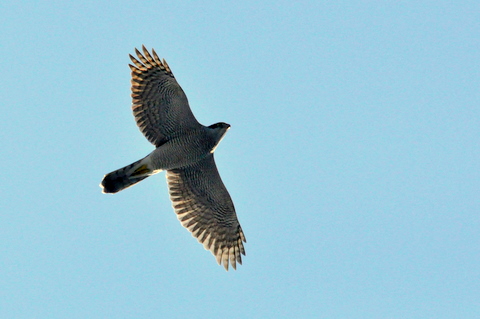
[100,157,155,194]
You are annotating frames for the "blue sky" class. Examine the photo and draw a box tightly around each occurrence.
[1,1,479,318]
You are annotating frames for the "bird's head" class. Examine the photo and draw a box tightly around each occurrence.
[208,122,230,153]
[208,122,230,130]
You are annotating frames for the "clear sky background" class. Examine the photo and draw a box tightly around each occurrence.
[1,1,479,318]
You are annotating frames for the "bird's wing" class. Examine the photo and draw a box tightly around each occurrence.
[129,45,201,147]
[166,154,246,270]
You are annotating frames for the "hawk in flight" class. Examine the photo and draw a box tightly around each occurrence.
[100,46,246,270]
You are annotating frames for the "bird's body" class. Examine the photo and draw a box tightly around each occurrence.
[102,124,229,192]
[101,46,245,270]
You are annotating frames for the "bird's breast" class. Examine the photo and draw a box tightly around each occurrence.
[148,132,214,170]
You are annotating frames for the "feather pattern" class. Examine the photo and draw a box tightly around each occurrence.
[129,45,201,146]
[166,154,246,270]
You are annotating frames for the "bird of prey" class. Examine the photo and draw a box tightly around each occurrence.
[100,46,246,270]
